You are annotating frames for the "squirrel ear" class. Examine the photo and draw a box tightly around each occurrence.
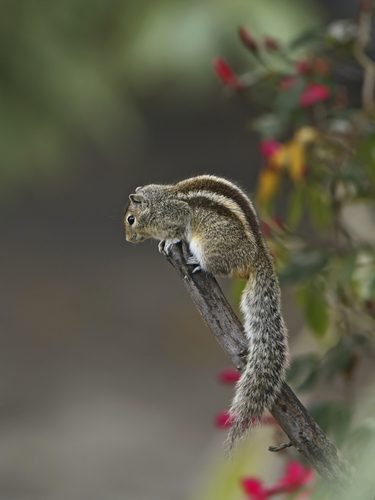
[129,193,149,206]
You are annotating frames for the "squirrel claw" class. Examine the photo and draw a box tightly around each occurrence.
[186,255,201,273]
[158,240,167,254]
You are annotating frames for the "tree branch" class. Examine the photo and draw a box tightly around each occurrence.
[164,243,351,486]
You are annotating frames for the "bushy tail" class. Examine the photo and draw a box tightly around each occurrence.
[226,267,289,454]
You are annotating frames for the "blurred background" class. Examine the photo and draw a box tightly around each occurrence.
[0,1,361,499]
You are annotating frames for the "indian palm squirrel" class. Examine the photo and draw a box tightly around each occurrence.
[124,175,289,451]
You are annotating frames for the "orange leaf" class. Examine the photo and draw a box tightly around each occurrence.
[288,141,306,182]
[257,168,281,204]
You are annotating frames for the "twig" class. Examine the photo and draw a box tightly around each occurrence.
[269,442,293,452]
[164,243,352,487]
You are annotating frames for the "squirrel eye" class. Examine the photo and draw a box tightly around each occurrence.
[127,215,135,225]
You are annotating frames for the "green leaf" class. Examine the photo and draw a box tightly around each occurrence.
[369,273,375,297]
[287,186,305,229]
[322,338,353,381]
[337,251,357,284]
[296,283,330,337]
[275,77,306,116]
[309,402,351,445]
[287,353,320,392]
[250,113,286,139]
[278,250,329,286]
[306,291,329,337]
[288,27,325,50]
[348,421,375,456]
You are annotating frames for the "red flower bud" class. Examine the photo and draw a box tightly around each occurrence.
[299,83,331,107]
[259,139,282,158]
[217,367,241,384]
[238,26,258,53]
[242,460,314,500]
[264,36,279,51]
[242,477,268,500]
[212,57,242,89]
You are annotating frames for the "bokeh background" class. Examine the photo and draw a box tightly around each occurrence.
[0,1,360,499]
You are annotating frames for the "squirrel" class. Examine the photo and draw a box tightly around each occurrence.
[124,175,289,451]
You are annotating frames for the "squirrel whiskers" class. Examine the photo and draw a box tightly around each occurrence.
[124,175,289,452]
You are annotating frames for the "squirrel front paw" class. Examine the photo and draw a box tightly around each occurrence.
[158,239,180,255]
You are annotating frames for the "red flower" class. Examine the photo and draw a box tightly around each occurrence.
[259,139,282,158]
[212,57,242,89]
[299,83,331,107]
[214,410,234,428]
[268,460,314,494]
[242,460,314,499]
[238,27,258,53]
[217,367,241,384]
[242,478,269,500]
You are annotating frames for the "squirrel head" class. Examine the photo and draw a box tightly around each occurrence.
[124,188,152,243]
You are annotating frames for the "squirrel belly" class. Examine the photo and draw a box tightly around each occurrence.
[124,175,289,452]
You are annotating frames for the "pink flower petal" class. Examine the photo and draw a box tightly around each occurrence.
[259,139,282,158]
[217,367,241,384]
[212,57,242,89]
[299,83,331,107]
[242,478,269,500]
[214,410,234,428]
[268,460,314,494]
